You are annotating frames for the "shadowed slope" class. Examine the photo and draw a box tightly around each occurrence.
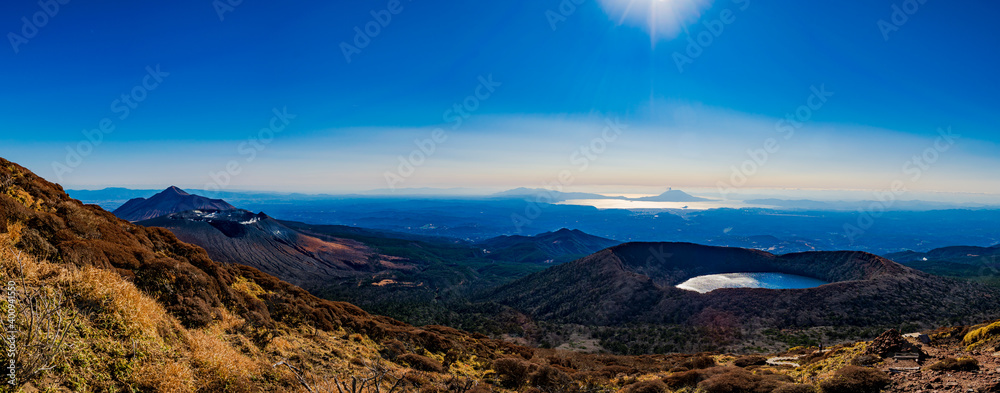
[138,209,409,288]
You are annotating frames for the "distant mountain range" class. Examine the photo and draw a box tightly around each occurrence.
[703,234,818,254]
[885,244,1000,264]
[629,189,711,202]
[68,187,1000,256]
[884,244,1000,286]
[748,198,997,211]
[113,186,235,221]
[491,187,625,202]
[478,228,621,264]
[492,187,711,202]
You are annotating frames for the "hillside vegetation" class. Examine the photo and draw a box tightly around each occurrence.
[2,157,999,392]
[0,158,529,391]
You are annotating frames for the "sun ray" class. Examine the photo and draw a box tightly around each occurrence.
[598,0,714,41]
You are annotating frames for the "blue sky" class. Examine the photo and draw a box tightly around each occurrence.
[1,0,998,196]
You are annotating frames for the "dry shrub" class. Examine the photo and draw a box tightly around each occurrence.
[0,246,76,388]
[801,350,833,366]
[963,321,1000,350]
[188,329,260,391]
[67,266,168,339]
[0,221,25,252]
[818,366,890,393]
[528,365,572,392]
[850,354,881,367]
[733,355,768,368]
[16,226,57,260]
[380,339,407,360]
[137,360,196,393]
[571,371,608,390]
[681,354,717,370]
[673,366,797,393]
[598,365,637,377]
[697,367,760,393]
[398,353,444,373]
[664,369,705,389]
[402,373,431,387]
[665,366,739,389]
[928,357,979,372]
[757,373,795,392]
[624,379,668,393]
[230,275,267,300]
[493,357,532,388]
[546,355,573,368]
[773,384,818,393]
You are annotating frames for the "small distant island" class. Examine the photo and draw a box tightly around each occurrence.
[628,188,712,202]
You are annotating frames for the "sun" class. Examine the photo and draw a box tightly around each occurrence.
[597,0,714,41]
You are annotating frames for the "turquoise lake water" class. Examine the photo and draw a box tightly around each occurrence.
[676,272,829,293]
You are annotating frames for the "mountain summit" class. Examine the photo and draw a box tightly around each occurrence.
[629,188,711,202]
[112,186,236,221]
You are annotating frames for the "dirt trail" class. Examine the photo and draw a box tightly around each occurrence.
[766,356,801,368]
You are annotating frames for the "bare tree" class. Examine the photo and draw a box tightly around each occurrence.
[1,250,77,387]
[273,359,315,393]
[0,174,13,193]
[317,358,409,393]
[273,357,411,393]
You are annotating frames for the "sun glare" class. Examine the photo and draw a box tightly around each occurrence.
[597,0,714,40]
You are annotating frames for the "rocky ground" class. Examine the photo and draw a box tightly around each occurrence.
[880,341,1000,392]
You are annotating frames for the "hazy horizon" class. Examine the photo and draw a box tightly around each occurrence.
[3,1,998,201]
[64,184,1000,207]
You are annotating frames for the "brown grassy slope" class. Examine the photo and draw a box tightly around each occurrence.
[0,157,533,390]
[0,157,531,354]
